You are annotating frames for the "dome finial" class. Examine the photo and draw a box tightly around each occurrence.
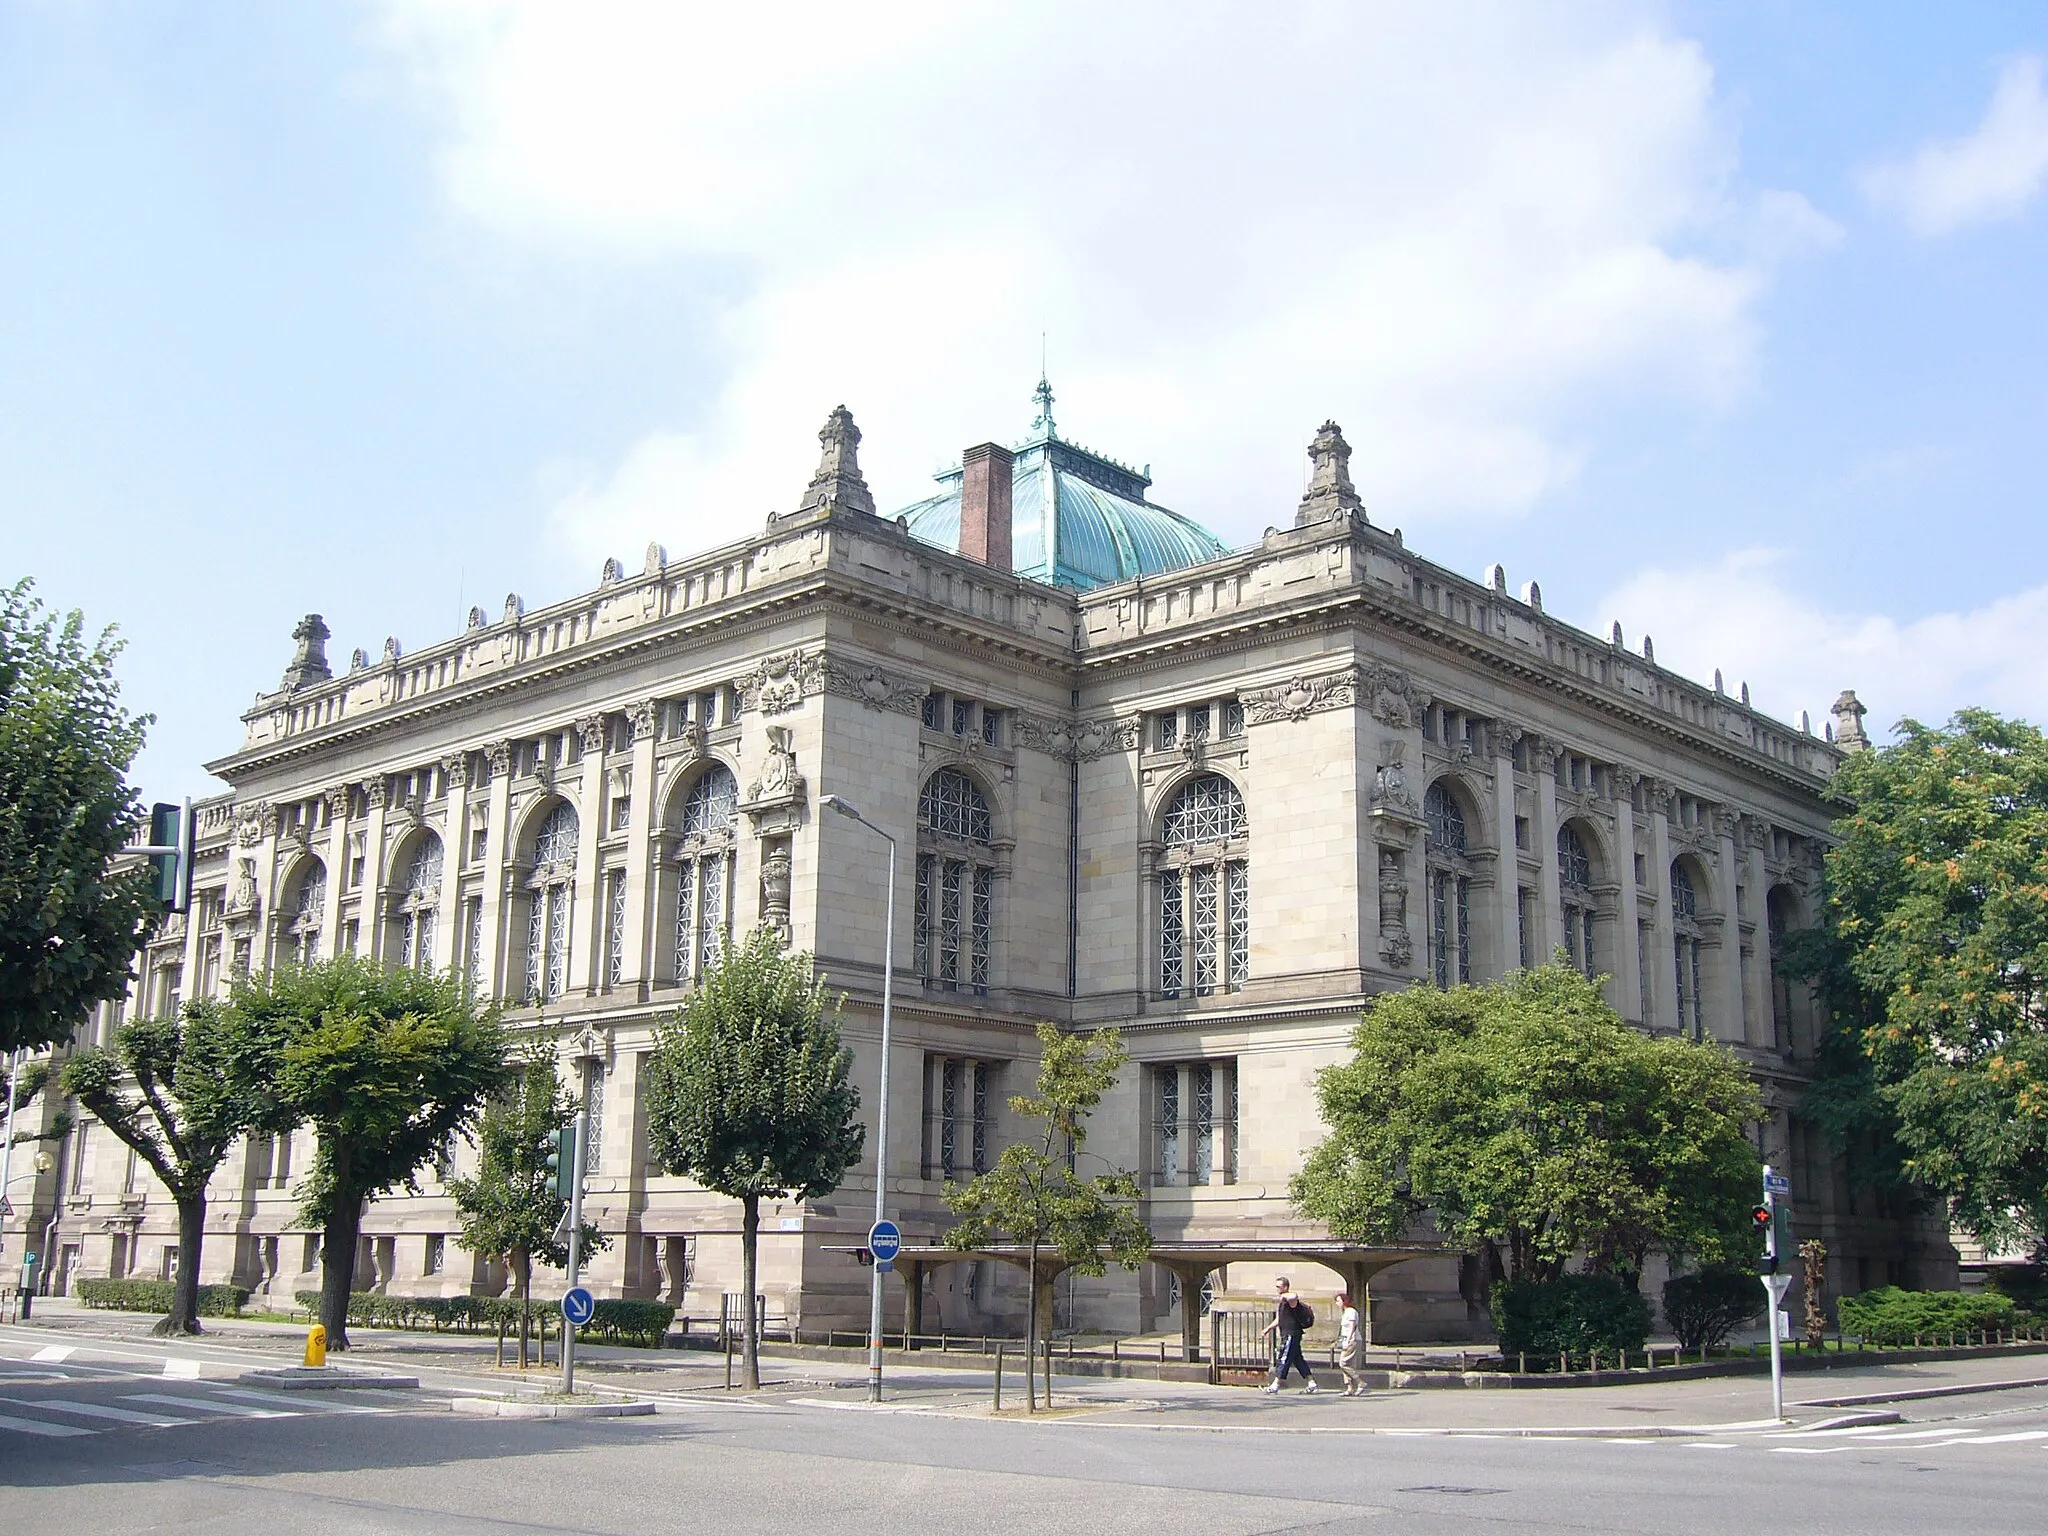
[1030,374,1057,440]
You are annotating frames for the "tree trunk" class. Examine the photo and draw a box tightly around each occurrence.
[152,1190,208,1338]
[740,1193,761,1390]
[517,1251,532,1370]
[1025,1237,1040,1413]
[320,1192,364,1351]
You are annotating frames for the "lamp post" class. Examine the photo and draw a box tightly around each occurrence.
[820,794,896,1404]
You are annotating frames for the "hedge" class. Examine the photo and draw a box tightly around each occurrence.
[292,1291,675,1347]
[1662,1266,1765,1353]
[1492,1274,1652,1367]
[75,1278,249,1317]
[1837,1286,2018,1346]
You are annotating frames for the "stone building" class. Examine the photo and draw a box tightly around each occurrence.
[11,383,1954,1339]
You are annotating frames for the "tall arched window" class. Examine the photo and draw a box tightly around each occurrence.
[1424,781,1471,988]
[672,765,737,984]
[397,835,443,972]
[283,861,325,967]
[1671,860,1704,1037]
[1767,886,1797,1052]
[525,802,578,1003]
[1159,774,1248,999]
[917,768,996,994]
[1558,825,1597,979]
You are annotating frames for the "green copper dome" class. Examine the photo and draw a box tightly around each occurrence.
[897,381,1231,590]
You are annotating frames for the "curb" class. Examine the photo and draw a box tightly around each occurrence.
[1796,1375,2048,1409]
[451,1396,657,1420]
[235,1367,420,1390]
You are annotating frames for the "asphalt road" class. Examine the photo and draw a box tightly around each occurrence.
[4,1332,2045,1534]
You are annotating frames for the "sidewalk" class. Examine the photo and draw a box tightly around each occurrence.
[10,1297,2048,1438]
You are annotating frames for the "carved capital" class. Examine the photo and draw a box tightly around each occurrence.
[442,754,471,791]
[324,786,351,822]
[486,740,513,779]
[629,699,659,741]
[365,778,389,812]
[577,713,609,754]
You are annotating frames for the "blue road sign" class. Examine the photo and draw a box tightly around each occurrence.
[868,1220,902,1272]
[561,1285,596,1327]
[1763,1172,1790,1195]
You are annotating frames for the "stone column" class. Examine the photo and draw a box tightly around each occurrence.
[1712,808,1746,1044]
[1532,739,1564,962]
[360,778,390,961]
[318,788,348,960]
[434,755,470,974]
[1611,770,1643,1024]
[1648,784,1679,1031]
[620,701,660,992]
[1741,815,1774,1049]
[478,742,514,1001]
[1490,730,1522,977]
[569,715,609,994]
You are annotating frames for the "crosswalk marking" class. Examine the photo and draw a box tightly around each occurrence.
[30,1346,76,1363]
[160,1359,204,1380]
[0,1411,94,1439]
[122,1393,291,1419]
[214,1386,388,1413]
[8,1398,190,1427]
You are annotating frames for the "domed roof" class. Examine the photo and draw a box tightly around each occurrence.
[897,381,1231,590]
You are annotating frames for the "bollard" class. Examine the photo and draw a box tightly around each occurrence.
[1044,1339,1054,1410]
[993,1345,1004,1414]
[304,1324,328,1368]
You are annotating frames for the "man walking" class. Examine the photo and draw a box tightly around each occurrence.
[1259,1276,1317,1394]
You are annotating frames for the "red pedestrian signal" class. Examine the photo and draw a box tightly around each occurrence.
[1752,1205,1772,1228]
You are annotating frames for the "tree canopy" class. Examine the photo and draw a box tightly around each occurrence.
[1819,709,2048,1250]
[1290,965,1763,1283]
[224,956,511,1347]
[0,580,158,1056]
[60,1003,267,1334]
[644,928,864,1388]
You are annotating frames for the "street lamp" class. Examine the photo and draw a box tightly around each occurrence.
[819,793,896,1404]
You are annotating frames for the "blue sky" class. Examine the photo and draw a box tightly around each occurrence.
[3,1,2046,802]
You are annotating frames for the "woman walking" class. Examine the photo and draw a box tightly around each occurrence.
[1336,1289,1368,1396]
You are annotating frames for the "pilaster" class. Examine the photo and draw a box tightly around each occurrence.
[1490,730,1522,977]
[435,755,470,973]
[1611,769,1643,1023]
[1712,808,1746,1044]
[479,741,514,1000]
[620,701,660,990]
[1532,738,1564,962]
[360,777,390,961]
[1648,783,1679,1031]
[570,715,609,994]
[1741,815,1774,1049]
[318,788,348,960]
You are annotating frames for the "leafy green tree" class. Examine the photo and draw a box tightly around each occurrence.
[59,1003,265,1335]
[225,957,510,1348]
[0,580,159,1057]
[449,1038,606,1367]
[943,1024,1151,1412]
[644,929,865,1389]
[1820,709,2048,1251]
[1291,966,1762,1288]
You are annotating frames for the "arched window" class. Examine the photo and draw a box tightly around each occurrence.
[1158,774,1248,998]
[397,835,443,972]
[1558,825,1597,979]
[672,766,737,985]
[1424,781,1471,988]
[283,861,325,967]
[916,768,996,995]
[525,803,578,1003]
[1671,861,1703,1037]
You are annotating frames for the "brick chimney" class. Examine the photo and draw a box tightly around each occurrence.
[959,442,1013,572]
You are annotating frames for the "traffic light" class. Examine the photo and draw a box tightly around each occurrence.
[1755,1198,1779,1271]
[552,1126,576,1200]
[144,801,194,914]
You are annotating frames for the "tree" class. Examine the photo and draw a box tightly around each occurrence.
[449,1037,606,1367]
[59,1003,264,1334]
[643,929,864,1389]
[0,580,159,1057]
[226,956,510,1348]
[1820,709,2048,1252]
[943,1024,1151,1412]
[1290,966,1763,1290]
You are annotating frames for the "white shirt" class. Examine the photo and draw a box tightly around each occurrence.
[1338,1304,1361,1350]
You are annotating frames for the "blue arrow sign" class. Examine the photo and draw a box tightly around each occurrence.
[868,1220,902,1271]
[561,1285,595,1327]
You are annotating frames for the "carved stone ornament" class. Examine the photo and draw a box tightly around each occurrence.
[628,699,659,742]
[280,614,332,692]
[442,754,471,791]
[824,659,925,716]
[1007,712,1139,761]
[486,740,513,779]
[760,840,793,936]
[366,778,389,811]
[226,857,260,918]
[1377,846,1412,966]
[740,650,824,716]
[1246,671,1352,724]
[794,405,878,518]
[236,802,272,847]
[745,725,806,813]
[578,714,609,755]
[1295,420,1366,528]
[1372,741,1416,814]
[324,786,351,823]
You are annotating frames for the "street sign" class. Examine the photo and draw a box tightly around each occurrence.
[1763,1172,1790,1195]
[868,1220,902,1273]
[561,1286,595,1327]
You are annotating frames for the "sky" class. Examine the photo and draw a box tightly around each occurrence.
[3,1,2046,803]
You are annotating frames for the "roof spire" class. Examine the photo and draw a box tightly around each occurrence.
[1295,420,1365,527]
[796,405,876,517]
[1030,375,1058,440]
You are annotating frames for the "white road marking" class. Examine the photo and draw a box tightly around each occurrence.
[9,1398,192,1427]
[160,1359,204,1380]
[1957,1430,2048,1445]
[0,1411,94,1438]
[31,1346,76,1363]
[1685,1442,1738,1449]
[122,1393,291,1419]
[214,1386,390,1413]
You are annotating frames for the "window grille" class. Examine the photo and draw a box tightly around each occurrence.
[1159,774,1248,998]
[917,770,995,994]
[1558,826,1597,978]
[672,767,738,984]
[606,869,628,988]
[1424,783,1467,851]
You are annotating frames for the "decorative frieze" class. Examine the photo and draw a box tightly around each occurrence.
[1012,712,1142,761]
[738,649,825,716]
[1243,662,1424,728]
[823,659,925,716]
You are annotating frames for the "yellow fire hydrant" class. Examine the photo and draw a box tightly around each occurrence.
[304,1324,327,1368]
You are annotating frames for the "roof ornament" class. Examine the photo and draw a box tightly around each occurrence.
[796,405,876,517]
[1295,420,1365,527]
[281,614,331,692]
[1030,375,1058,440]
[1831,689,1870,753]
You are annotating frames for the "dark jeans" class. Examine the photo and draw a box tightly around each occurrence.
[1272,1333,1314,1383]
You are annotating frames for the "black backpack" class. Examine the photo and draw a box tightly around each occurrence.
[1296,1301,1315,1330]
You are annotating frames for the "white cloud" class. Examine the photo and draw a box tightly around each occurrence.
[1860,56,2048,237]
[377,1,1835,566]
[1594,549,2048,739]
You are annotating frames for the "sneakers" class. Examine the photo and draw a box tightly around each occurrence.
[1304,1382,1319,1394]
[1260,1381,1280,1394]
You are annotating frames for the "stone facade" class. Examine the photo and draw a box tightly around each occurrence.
[9,410,1954,1340]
